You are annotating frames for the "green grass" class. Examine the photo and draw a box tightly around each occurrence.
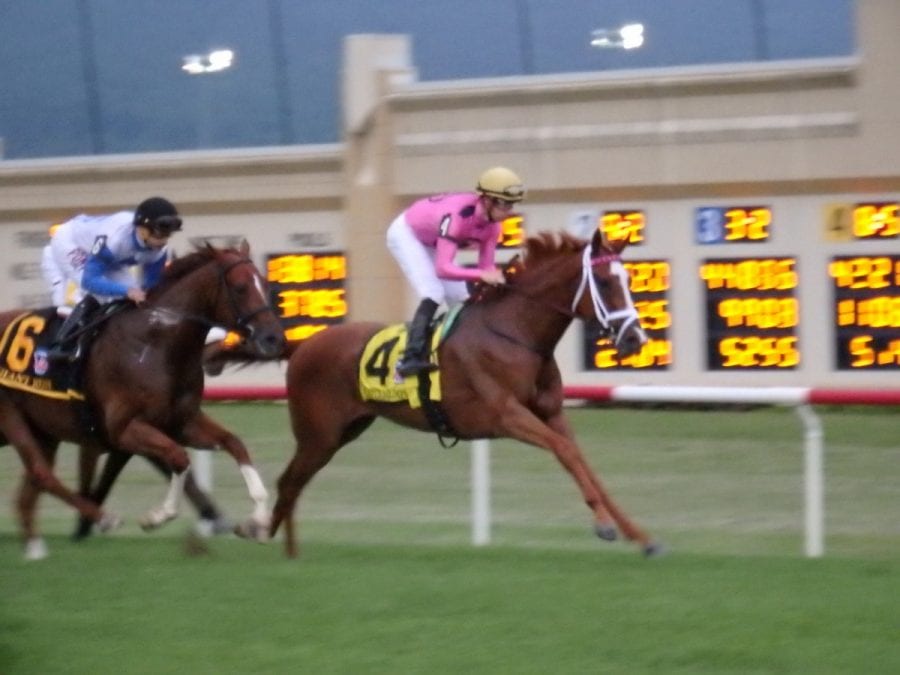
[1,404,899,673]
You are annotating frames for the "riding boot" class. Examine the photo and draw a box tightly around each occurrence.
[395,298,439,378]
[47,295,100,362]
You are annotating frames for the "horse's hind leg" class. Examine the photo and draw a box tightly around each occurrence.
[16,443,59,560]
[72,443,116,540]
[0,404,119,535]
[271,414,376,558]
[270,441,338,558]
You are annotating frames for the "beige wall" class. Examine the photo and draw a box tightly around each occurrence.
[0,1,896,387]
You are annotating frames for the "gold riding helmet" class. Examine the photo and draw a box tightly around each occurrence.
[476,167,526,203]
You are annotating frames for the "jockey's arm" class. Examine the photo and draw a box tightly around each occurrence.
[434,237,482,282]
[142,256,166,290]
[81,250,131,298]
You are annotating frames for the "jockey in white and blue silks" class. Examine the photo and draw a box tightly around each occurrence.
[43,196,183,360]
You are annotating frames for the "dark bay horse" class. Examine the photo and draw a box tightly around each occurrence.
[270,229,661,558]
[2,240,284,559]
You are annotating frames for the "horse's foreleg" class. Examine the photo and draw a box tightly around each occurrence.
[138,470,187,530]
[545,413,657,553]
[181,412,269,540]
[498,404,624,541]
[142,454,228,530]
[113,420,191,530]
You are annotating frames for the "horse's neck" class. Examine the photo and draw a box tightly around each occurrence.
[477,289,573,355]
[144,273,217,351]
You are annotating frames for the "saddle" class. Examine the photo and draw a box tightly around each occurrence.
[0,303,124,401]
[358,306,466,444]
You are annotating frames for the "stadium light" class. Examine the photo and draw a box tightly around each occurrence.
[590,23,644,50]
[182,49,235,75]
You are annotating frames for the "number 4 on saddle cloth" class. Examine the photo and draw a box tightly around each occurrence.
[358,306,465,442]
[0,305,118,401]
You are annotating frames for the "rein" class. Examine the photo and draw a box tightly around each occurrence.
[482,320,555,359]
[480,244,641,348]
[148,256,278,333]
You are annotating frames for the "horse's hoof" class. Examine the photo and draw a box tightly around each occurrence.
[138,509,177,531]
[98,513,123,533]
[72,518,93,541]
[195,517,233,538]
[594,523,618,541]
[643,541,668,558]
[24,537,48,561]
[233,519,270,542]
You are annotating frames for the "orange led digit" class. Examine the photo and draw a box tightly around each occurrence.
[701,257,799,370]
[696,206,773,244]
[267,251,349,342]
[598,210,646,245]
[851,202,899,239]
[830,254,900,370]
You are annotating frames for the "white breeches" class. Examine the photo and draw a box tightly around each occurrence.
[42,243,84,306]
[386,214,468,306]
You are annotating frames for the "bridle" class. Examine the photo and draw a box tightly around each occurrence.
[478,243,643,355]
[147,254,278,334]
[215,256,279,331]
[571,245,642,347]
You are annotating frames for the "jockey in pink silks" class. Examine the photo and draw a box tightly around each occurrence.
[386,166,526,377]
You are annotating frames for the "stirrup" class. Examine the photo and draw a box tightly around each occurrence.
[395,356,437,378]
[46,345,75,362]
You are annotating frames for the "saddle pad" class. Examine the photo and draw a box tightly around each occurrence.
[358,321,443,408]
[0,309,85,400]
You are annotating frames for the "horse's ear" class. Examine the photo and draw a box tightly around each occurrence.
[239,238,250,256]
[591,227,627,255]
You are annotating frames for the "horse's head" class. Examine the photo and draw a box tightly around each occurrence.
[572,229,648,358]
[205,240,285,359]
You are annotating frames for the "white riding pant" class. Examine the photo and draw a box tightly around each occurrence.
[386,214,468,306]
[41,245,72,306]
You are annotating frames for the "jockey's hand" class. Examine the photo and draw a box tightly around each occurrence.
[480,268,505,286]
[126,287,147,304]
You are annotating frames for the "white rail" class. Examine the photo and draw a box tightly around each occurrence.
[204,384,900,558]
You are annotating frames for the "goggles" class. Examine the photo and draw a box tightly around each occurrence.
[491,197,517,209]
[143,215,183,237]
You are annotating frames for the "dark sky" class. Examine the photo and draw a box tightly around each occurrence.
[0,0,855,159]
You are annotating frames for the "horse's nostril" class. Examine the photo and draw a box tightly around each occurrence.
[259,333,286,358]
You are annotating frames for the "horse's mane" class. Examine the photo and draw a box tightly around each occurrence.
[151,244,222,295]
[469,231,586,305]
[522,230,586,265]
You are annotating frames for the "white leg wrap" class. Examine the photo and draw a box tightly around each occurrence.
[139,471,186,530]
[25,537,48,561]
[240,464,270,524]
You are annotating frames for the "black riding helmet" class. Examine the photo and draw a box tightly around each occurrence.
[134,196,183,237]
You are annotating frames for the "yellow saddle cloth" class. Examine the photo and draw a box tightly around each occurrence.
[358,319,444,409]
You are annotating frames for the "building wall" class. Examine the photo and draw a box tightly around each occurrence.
[0,1,896,388]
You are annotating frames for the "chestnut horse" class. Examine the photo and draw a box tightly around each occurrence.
[2,240,284,559]
[270,230,661,558]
